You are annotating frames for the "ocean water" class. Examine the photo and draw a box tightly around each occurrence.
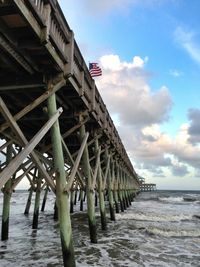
[0,190,200,266]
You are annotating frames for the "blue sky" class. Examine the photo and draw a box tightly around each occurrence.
[59,0,200,189]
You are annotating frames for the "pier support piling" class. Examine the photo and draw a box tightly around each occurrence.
[48,93,76,267]
[24,187,33,215]
[41,186,49,212]
[113,162,119,213]
[1,143,12,241]
[70,190,74,213]
[80,118,97,243]
[79,189,84,211]
[106,150,115,221]
[32,171,42,229]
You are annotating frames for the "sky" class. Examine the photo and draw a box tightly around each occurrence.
[57,0,200,190]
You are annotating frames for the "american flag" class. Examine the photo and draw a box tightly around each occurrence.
[89,63,102,78]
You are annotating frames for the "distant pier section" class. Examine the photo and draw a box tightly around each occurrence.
[138,176,156,192]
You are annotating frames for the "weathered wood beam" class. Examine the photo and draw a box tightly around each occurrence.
[0,47,20,72]
[0,33,34,73]
[0,140,12,153]
[1,146,32,173]
[106,152,115,221]
[72,133,102,159]
[61,138,84,188]
[95,138,107,230]
[89,147,105,163]
[0,97,61,190]
[103,154,111,189]
[42,117,88,154]
[0,84,45,91]
[64,132,89,192]
[10,162,35,191]
[2,149,33,182]
[0,98,58,191]
[26,172,36,189]
[63,117,88,139]
[0,78,65,133]
[1,143,12,241]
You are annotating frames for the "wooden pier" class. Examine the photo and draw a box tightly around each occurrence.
[138,176,156,192]
[0,0,140,266]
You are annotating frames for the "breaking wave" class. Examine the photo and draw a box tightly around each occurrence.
[159,196,184,203]
[146,227,200,238]
[116,212,192,222]
[158,196,197,203]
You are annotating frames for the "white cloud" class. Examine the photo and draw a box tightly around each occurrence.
[100,55,148,71]
[96,55,173,176]
[132,56,149,68]
[98,54,172,127]
[95,54,200,186]
[174,26,200,65]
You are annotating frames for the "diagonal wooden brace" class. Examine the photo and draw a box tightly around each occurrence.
[61,138,85,188]
[0,97,62,191]
[43,117,88,154]
[92,147,101,188]
[103,155,111,189]
[0,140,12,153]
[64,132,89,192]
[10,162,35,191]
[0,78,65,134]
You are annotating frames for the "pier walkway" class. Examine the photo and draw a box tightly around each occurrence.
[0,1,140,266]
